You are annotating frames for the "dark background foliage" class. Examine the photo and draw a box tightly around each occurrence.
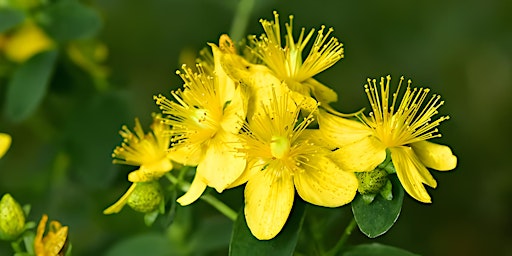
[1,0,511,255]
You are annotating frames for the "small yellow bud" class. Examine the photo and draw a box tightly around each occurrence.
[0,193,26,240]
[127,182,164,213]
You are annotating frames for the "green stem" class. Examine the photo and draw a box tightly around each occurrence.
[229,0,255,42]
[326,217,357,256]
[164,173,237,221]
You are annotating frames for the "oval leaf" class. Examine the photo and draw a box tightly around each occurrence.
[351,176,404,238]
[229,199,306,256]
[342,243,419,256]
[0,8,25,33]
[36,0,101,42]
[5,50,57,122]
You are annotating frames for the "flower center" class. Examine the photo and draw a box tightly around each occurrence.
[270,135,290,159]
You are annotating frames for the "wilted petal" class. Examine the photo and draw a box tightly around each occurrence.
[410,141,457,171]
[318,111,373,146]
[294,156,358,207]
[176,175,208,206]
[390,146,437,203]
[244,169,294,240]
[330,136,386,172]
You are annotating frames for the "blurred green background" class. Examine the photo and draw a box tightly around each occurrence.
[1,0,511,255]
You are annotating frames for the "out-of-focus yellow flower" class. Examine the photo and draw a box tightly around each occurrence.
[34,214,68,256]
[154,42,247,206]
[320,75,457,203]
[237,91,357,240]
[0,133,11,159]
[3,21,54,63]
[104,113,173,214]
[0,193,25,241]
[248,11,342,107]
[112,113,173,183]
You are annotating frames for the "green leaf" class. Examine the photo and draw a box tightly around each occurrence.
[229,199,306,256]
[188,216,233,253]
[342,243,419,256]
[36,0,101,42]
[0,8,25,33]
[351,176,404,238]
[4,50,57,123]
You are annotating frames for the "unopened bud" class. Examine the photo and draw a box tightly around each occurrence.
[0,194,26,240]
[127,182,163,213]
[355,168,388,195]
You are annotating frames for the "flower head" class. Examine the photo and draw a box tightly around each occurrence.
[320,75,457,203]
[34,214,68,256]
[248,11,342,105]
[104,113,173,214]
[238,91,357,240]
[154,42,247,205]
[112,113,173,182]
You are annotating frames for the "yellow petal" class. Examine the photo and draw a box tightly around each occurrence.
[220,85,246,134]
[244,169,294,240]
[330,136,387,172]
[410,141,457,171]
[227,158,265,189]
[169,142,203,166]
[389,146,437,203]
[176,175,207,206]
[128,158,173,182]
[0,133,12,159]
[304,78,338,104]
[196,133,246,192]
[103,183,137,214]
[318,110,372,146]
[294,156,358,207]
[4,22,54,63]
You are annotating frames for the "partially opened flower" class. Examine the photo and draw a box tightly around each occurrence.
[320,75,457,203]
[104,113,173,214]
[34,214,68,256]
[237,90,357,240]
[0,133,11,159]
[154,43,247,206]
[248,11,343,107]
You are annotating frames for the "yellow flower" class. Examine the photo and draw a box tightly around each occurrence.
[104,113,173,214]
[154,43,247,206]
[248,11,343,107]
[112,113,173,182]
[237,91,357,240]
[0,133,11,159]
[3,21,54,63]
[34,214,68,256]
[320,75,457,203]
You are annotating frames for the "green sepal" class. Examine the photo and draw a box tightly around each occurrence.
[143,210,160,227]
[361,194,377,204]
[379,180,393,201]
[351,176,404,238]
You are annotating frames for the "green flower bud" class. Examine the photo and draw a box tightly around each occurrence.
[127,182,163,213]
[0,194,26,240]
[355,168,389,195]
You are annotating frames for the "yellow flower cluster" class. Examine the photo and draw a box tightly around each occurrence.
[107,11,457,240]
